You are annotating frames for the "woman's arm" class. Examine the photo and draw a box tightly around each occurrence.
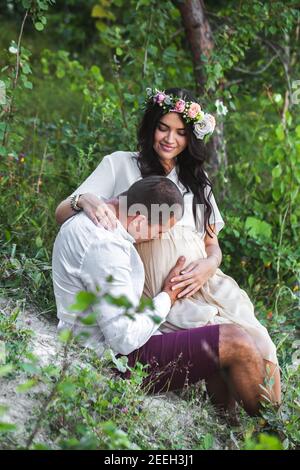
[55,197,76,225]
[55,193,117,229]
[203,224,222,271]
[55,154,117,227]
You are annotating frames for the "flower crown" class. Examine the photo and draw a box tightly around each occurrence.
[145,87,216,140]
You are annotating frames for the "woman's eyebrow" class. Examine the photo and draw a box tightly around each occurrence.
[158,120,186,131]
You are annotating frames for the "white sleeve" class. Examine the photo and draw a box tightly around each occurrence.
[80,240,171,355]
[70,154,116,199]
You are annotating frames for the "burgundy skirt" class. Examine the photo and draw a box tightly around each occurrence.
[115,324,220,393]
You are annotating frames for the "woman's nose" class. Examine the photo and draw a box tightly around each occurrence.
[165,131,175,143]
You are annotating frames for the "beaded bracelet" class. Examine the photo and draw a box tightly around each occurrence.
[70,194,82,212]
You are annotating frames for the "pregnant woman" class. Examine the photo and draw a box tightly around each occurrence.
[55,87,281,406]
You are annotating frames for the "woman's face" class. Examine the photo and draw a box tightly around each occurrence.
[153,112,188,171]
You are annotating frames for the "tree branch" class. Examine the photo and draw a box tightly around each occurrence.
[233,51,280,75]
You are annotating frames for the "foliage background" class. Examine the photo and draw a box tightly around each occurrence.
[0,0,299,450]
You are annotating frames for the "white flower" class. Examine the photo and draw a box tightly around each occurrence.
[193,114,216,140]
[146,87,153,96]
[164,95,172,105]
[9,46,18,54]
[215,99,228,116]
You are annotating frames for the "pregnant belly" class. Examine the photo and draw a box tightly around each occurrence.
[135,225,207,298]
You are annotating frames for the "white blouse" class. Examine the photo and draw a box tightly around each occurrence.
[70,151,225,238]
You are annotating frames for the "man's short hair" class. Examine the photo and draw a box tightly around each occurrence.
[124,176,184,225]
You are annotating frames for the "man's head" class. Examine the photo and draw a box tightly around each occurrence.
[118,176,184,242]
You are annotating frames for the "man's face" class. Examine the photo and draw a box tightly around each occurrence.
[128,215,177,243]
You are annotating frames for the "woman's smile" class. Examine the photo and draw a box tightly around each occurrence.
[160,143,176,152]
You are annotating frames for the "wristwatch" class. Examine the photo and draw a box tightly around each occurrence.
[70,194,83,212]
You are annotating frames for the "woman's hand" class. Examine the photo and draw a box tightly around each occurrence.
[170,257,218,299]
[78,193,117,230]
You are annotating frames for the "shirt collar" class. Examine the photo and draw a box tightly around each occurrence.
[115,219,135,244]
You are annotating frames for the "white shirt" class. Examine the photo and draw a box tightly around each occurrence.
[52,211,171,356]
[71,151,225,237]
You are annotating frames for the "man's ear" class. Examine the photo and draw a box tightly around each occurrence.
[131,214,147,230]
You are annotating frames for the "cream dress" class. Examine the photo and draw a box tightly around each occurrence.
[70,150,278,365]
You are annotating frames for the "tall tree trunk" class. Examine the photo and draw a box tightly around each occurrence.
[175,0,227,175]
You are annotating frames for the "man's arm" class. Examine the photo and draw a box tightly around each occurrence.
[80,239,172,355]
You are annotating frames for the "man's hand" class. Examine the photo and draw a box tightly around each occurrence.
[162,256,186,305]
[78,193,117,230]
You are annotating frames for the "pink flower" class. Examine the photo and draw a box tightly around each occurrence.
[173,99,186,113]
[187,102,201,119]
[154,92,166,104]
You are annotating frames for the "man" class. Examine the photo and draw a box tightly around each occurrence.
[52,176,268,417]
[52,176,185,356]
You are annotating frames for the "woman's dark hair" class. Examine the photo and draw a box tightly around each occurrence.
[136,87,215,238]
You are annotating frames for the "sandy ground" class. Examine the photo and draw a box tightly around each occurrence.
[0,298,64,446]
